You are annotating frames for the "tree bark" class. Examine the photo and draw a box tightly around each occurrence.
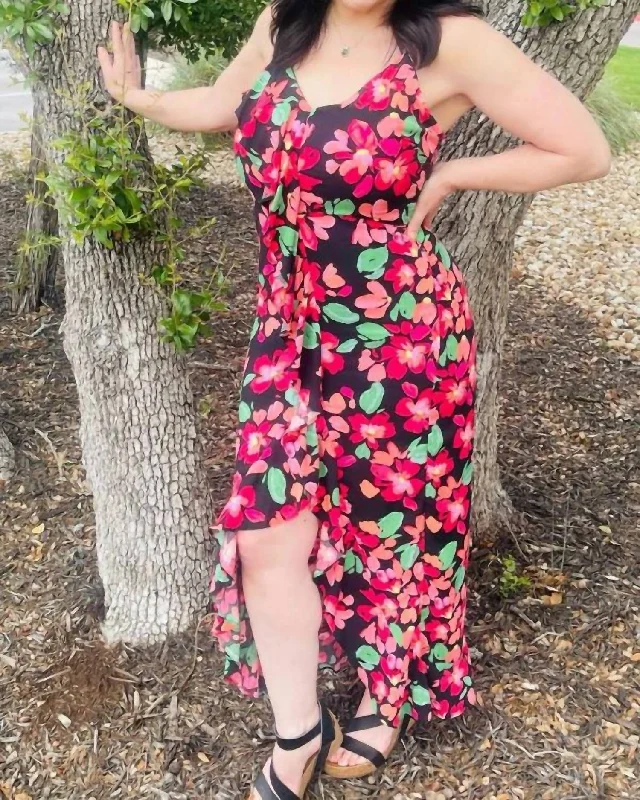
[23,1,213,643]
[11,95,60,313]
[0,426,15,487]
[436,0,640,539]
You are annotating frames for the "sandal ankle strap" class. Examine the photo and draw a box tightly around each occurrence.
[275,701,324,752]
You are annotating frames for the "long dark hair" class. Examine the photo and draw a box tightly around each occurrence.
[270,0,484,69]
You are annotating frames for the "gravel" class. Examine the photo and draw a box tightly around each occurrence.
[1,130,638,355]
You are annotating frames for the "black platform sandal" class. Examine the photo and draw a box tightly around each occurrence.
[323,712,414,780]
[247,701,343,799]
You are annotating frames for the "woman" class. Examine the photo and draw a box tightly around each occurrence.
[99,2,610,797]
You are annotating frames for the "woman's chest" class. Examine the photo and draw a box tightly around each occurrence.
[233,61,443,211]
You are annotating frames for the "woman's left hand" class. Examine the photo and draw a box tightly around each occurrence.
[406,162,458,239]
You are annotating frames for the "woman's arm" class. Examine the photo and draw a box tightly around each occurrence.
[97,6,273,133]
[408,15,612,235]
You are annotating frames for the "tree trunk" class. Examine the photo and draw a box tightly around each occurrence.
[0,426,15,487]
[23,1,213,643]
[11,96,60,313]
[436,0,640,539]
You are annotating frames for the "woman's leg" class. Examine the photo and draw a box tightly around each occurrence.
[238,508,323,794]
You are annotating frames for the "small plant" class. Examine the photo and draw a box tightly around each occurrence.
[522,0,605,27]
[497,555,531,598]
[40,108,226,351]
[0,0,68,54]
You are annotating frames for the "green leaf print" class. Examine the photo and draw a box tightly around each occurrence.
[431,642,449,662]
[357,246,388,274]
[323,303,360,324]
[267,467,287,504]
[356,645,381,669]
[359,382,384,414]
[272,99,292,126]
[269,184,285,214]
[279,225,299,256]
[354,442,371,460]
[306,422,318,448]
[438,540,458,571]
[379,511,404,538]
[389,622,404,646]
[336,338,358,353]
[403,115,421,138]
[408,437,429,464]
[427,424,444,456]
[243,372,255,387]
[445,334,459,362]
[425,482,437,499]
[303,321,319,349]
[398,291,417,320]
[333,198,356,216]
[356,322,390,342]
[411,684,432,707]
[250,316,259,339]
[400,543,420,570]
[238,401,251,423]
[285,385,300,406]
[435,240,452,268]
[453,565,466,591]
[462,461,474,485]
[344,550,364,574]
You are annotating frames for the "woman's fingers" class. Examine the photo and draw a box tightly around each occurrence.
[406,196,434,239]
[97,46,113,75]
[123,22,136,65]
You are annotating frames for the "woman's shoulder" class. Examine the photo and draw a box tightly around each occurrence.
[437,13,511,69]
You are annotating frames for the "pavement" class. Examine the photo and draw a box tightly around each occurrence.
[0,51,174,133]
[1,21,639,133]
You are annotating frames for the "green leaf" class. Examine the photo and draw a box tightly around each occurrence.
[323,303,360,324]
[425,482,437,499]
[438,540,458,571]
[453,565,465,591]
[333,198,356,215]
[355,645,380,668]
[238,401,251,423]
[411,684,432,706]
[379,511,404,538]
[267,467,287,505]
[354,442,371,460]
[427,424,443,456]
[161,0,173,22]
[303,321,319,349]
[445,334,458,362]
[272,100,292,126]
[400,543,420,570]
[356,322,389,342]
[408,438,429,464]
[461,461,473,486]
[398,291,416,320]
[389,622,404,645]
[435,241,451,268]
[357,246,388,274]
[359,382,384,414]
[278,225,299,256]
[431,642,449,661]
[336,338,358,353]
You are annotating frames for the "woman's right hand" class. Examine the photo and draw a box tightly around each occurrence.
[97,20,142,104]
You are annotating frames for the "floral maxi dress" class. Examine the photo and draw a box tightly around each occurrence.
[209,46,478,728]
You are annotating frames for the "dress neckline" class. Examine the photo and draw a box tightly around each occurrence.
[290,46,406,114]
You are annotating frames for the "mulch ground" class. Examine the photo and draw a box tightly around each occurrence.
[0,171,638,800]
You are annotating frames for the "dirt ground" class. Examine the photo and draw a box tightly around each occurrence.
[0,165,639,800]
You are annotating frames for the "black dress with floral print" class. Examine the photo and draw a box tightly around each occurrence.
[209,45,478,728]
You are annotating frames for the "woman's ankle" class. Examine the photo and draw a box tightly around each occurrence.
[274,703,321,741]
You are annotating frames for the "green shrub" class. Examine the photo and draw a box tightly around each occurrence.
[586,75,640,155]
[132,0,267,61]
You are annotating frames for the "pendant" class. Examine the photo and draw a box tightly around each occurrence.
[341,46,350,56]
